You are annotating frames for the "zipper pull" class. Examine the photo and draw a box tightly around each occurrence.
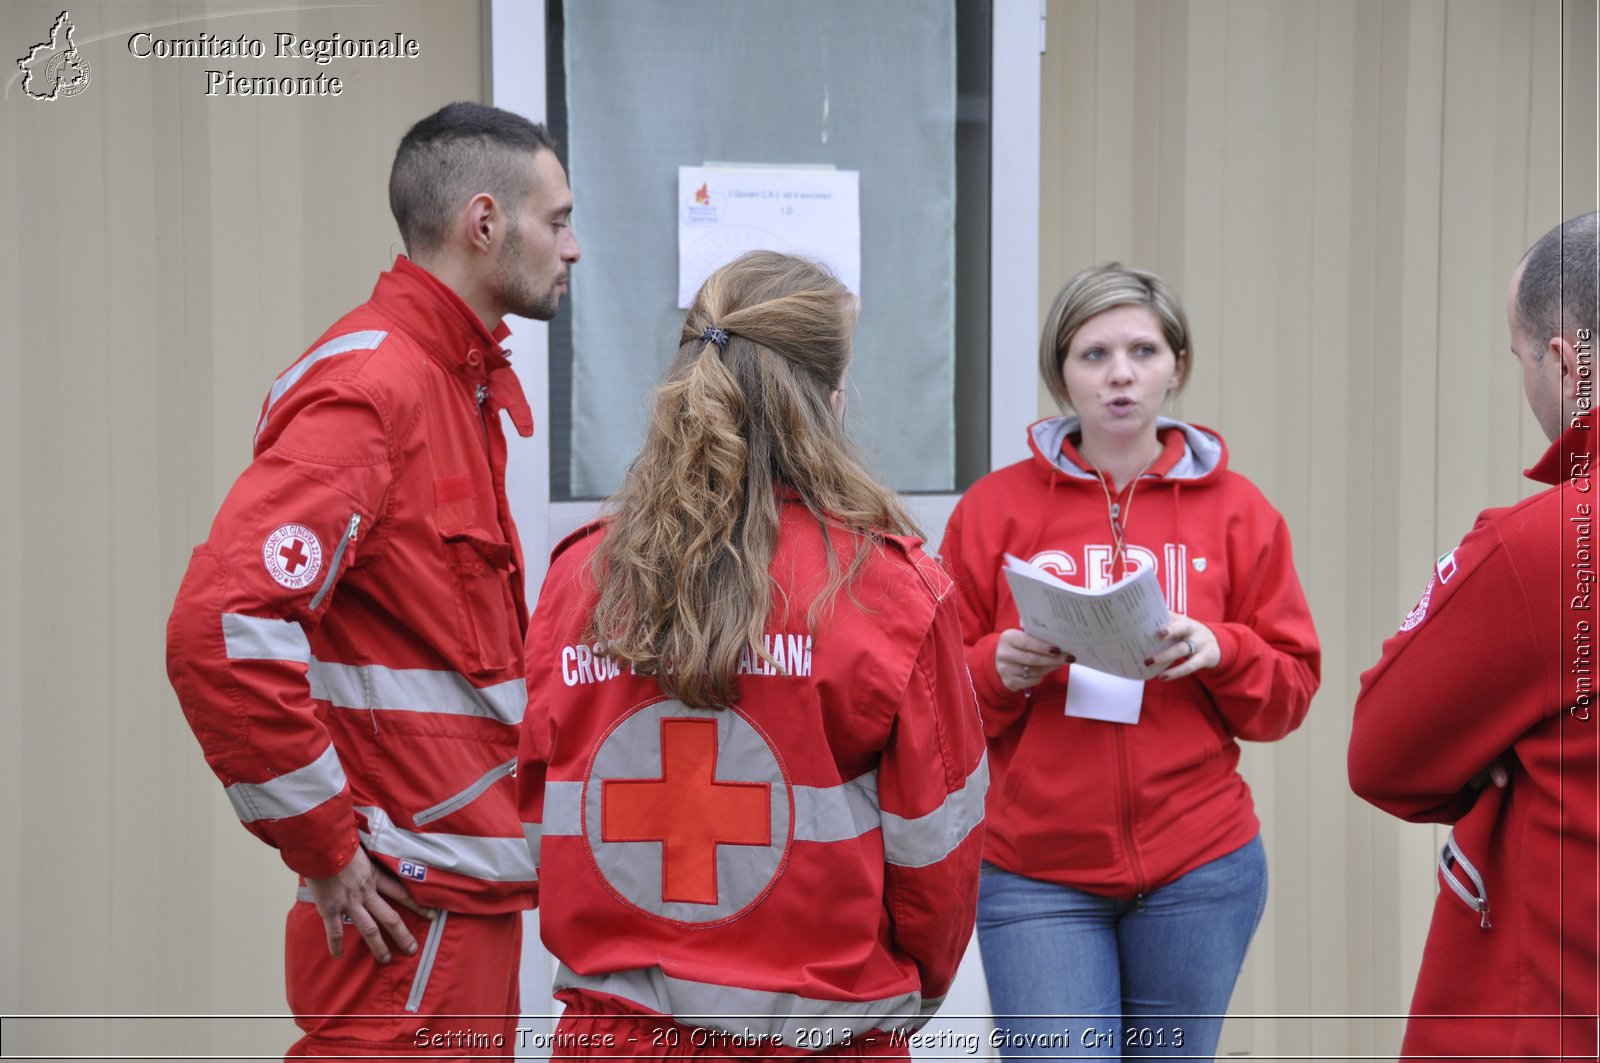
[308,513,363,611]
[476,383,489,406]
[1479,903,1492,930]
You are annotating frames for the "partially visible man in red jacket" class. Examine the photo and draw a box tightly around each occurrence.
[166,102,579,1059]
[1350,211,1599,1062]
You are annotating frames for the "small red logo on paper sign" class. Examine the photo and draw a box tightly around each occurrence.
[694,182,710,205]
[263,523,322,590]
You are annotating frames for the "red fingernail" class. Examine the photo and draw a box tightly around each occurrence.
[1049,646,1062,655]
[1143,658,1153,666]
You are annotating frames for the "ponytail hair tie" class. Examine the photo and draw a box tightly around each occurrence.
[701,326,730,351]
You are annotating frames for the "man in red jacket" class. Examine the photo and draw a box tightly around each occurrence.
[1350,211,1599,1061]
[166,102,579,1058]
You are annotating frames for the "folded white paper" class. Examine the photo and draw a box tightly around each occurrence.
[1001,553,1172,681]
[1064,664,1145,724]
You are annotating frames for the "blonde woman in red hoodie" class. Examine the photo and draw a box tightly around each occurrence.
[941,263,1320,1060]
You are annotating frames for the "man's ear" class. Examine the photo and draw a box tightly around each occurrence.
[1555,334,1584,397]
[464,192,498,253]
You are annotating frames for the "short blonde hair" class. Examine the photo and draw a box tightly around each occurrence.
[1038,263,1192,410]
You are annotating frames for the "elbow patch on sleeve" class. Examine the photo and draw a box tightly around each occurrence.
[167,548,251,760]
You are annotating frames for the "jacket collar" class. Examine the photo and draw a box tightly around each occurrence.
[1526,420,1593,486]
[369,255,513,380]
[368,256,533,438]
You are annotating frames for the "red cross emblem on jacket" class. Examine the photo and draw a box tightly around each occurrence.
[583,700,792,924]
[603,718,771,904]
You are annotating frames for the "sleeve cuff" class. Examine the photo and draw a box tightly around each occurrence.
[267,800,362,879]
[1209,622,1244,675]
[969,631,1017,706]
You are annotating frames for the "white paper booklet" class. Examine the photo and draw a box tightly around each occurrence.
[1001,553,1173,681]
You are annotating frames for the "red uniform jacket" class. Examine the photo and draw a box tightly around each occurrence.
[941,416,1320,897]
[166,256,538,915]
[518,505,987,1046]
[1350,423,1600,1061]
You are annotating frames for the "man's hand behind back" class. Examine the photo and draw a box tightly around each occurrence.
[305,848,437,963]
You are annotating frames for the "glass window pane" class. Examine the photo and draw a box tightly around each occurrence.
[550,0,990,498]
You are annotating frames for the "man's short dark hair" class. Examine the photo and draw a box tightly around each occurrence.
[1517,210,1599,355]
[389,102,558,257]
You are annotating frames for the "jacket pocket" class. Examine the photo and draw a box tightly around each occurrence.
[439,522,515,675]
[412,757,517,828]
[1439,829,1493,929]
[405,910,449,1013]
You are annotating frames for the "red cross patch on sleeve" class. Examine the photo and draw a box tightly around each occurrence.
[263,523,323,590]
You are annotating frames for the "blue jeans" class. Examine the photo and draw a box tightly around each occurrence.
[977,836,1267,1062]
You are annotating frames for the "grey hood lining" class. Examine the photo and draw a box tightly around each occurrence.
[1029,415,1224,482]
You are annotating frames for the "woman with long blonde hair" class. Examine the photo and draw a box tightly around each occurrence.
[518,251,986,1060]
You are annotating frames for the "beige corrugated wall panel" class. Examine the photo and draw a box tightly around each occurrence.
[0,8,22,1029]
[1038,0,1597,1057]
[0,1,484,1057]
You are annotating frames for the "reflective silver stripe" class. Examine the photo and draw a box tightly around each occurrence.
[553,965,926,1040]
[792,772,881,843]
[357,805,537,883]
[542,758,987,862]
[309,660,525,724]
[226,744,346,823]
[225,617,524,726]
[221,613,311,663]
[541,780,584,836]
[522,821,542,866]
[882,754,988,869]
[405,911,449,1013]
[526,779,586,867]
[255,330,389,442]
[545,775,882,843]
[413,758,517,827]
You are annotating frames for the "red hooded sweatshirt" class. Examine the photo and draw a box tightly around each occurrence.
[941,415,1320,897]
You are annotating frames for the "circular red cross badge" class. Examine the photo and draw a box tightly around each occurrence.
[583,699,793,925]
[263,523,323,590]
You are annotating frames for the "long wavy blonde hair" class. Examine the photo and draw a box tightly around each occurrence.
[588,251,917,708]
